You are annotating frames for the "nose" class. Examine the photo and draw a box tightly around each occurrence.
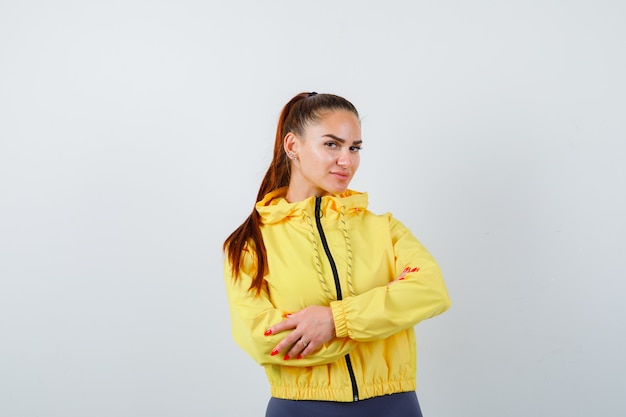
[337,149,352,168]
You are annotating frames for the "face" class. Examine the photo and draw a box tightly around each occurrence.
[284,110,362,202]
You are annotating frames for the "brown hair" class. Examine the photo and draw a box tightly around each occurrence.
[223,92,360,293]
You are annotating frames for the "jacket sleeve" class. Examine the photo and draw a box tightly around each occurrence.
[224,251,357,367]
[330,216,451,342]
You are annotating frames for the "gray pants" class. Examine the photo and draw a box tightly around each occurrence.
[265,391,423,417]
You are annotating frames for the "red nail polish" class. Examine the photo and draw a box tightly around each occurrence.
[297,355,302,359]
[264,329,272,336]
[283,354,290,360]
[398,277,405,280]
[271,349,279,356]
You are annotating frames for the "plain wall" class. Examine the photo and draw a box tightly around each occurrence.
[1,1,624,416]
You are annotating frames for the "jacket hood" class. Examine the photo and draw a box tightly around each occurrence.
[256,187,369,225]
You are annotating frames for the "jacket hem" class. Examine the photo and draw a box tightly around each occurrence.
[270,379,416,402]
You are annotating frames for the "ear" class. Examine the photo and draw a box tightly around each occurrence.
[283,132,300,158]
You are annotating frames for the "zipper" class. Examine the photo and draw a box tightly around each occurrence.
[315,196,360,402]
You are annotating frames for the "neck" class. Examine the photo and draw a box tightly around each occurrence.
[285,187,328,203]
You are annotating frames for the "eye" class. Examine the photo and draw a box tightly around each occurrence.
[349,145,362,153]
[324,141,338,149]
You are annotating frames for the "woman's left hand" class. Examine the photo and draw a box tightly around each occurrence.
[265,306,336,360]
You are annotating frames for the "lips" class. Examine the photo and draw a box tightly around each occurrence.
[331,171,351,181]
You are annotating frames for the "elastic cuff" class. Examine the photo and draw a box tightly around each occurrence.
[330,300,348,338]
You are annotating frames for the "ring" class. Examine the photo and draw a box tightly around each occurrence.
[300,339,309,347]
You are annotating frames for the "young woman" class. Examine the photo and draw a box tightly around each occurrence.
[223,92,451,417]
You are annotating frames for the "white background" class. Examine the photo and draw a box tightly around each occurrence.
[1,1,625,416]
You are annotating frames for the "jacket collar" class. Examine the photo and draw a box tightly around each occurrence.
[256,187,368,225]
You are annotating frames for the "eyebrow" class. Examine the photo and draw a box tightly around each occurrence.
[322,134,363,145]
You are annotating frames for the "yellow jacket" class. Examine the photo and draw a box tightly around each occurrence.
[224,188,451,402]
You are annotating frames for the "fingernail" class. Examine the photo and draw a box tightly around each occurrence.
[283,354,290,360]
[271,349,279,356]
[398,277,405,280]
[264,329,272,336]
[297,355,302,359]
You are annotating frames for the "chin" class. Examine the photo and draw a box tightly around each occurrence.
[325,185,350,195]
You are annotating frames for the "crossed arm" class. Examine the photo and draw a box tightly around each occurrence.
[224,217,450,365]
